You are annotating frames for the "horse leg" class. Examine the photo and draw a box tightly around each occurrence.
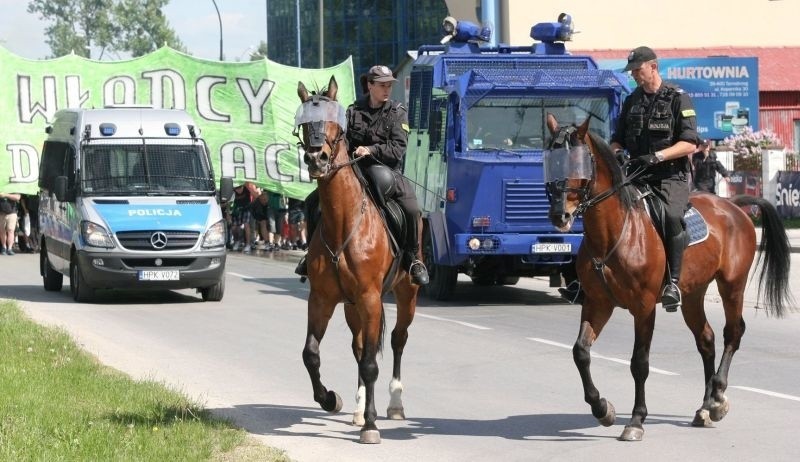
[357,293,385,444]
[301,296,343,415]
[619,310,656,441]
[344,302,366,426]
[680,290,718,427]
[706,281,747,423]
[387,280,418,420]
[573,304,615,428]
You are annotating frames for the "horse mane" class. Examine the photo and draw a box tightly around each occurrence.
[586,131,638,211]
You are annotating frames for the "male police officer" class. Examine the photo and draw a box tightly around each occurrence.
[611,46,699,312]
[296,65,429,285]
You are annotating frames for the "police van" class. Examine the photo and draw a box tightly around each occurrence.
[37,106,233,302]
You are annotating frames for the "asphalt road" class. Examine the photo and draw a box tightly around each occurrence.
[4,251,800,462]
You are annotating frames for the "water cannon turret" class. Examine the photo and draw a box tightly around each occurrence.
[440,16,492,52]
[530,13,577,55]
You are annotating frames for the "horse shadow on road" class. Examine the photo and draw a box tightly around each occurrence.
[209,402,692,443]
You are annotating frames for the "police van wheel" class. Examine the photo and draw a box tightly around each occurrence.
[201,277,225,302]
[41,248,63,291]
[70,259,94,303]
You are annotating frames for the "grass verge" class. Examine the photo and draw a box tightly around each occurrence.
[0,300,290,461]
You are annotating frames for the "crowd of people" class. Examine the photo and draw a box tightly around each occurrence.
[223,182,307,254]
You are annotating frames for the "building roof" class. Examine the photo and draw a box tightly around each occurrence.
[571,47,800,92]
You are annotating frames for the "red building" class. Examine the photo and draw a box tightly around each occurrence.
[575,47,800,153]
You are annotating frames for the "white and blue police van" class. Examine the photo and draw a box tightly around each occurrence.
[38,106,233,302]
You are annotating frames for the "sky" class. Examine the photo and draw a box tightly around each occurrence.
[0,0,268,61]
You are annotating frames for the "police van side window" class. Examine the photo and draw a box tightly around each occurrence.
[38,141,68,191]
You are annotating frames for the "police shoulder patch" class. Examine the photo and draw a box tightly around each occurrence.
[681,109,696,117]
[401,123,410,133]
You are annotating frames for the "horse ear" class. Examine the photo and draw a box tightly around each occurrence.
[297,81,310,102]
[545,113,559,136]
[576,116,591,141]
[327,76,338,101]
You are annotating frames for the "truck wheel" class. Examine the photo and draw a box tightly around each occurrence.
[498,276,520,286]
[70,259,94,303]
[201,277,225,302]
[421,232,457,301]
[41,248,63,291]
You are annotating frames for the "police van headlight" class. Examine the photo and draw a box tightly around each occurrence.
[202,220,226,248]
[81,221,115,248]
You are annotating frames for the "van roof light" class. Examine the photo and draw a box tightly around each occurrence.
[99,123,117,136]
[164,123,181,136]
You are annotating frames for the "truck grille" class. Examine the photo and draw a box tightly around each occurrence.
[116,230,200,251]
[504,181,550,222]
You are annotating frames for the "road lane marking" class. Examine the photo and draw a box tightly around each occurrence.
[227,272,251,279]
[385,307,491,330]
[731,386,800,402]
[527,337,679,376]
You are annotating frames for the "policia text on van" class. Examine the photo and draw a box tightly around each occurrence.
[38,107,233,302]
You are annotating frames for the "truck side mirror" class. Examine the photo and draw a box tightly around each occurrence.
[54,176,68,202]
[219,177,234,202]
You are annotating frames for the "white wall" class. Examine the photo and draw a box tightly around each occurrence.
[503,0,799,49]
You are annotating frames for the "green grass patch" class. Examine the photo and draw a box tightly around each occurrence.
[0,301,291,461]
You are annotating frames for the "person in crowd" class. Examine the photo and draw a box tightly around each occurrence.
[250,191,273,250]
[692,140,729,194]
[288,197,307,250]
[267,190,287,250]
[0,192,21,255]
[231,182,257,252]
[295,65,430,285]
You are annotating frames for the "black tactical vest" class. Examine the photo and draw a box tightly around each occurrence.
[625,84,689,174]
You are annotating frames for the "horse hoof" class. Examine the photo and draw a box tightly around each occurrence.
[359,429,381,444]
[691,408,713,427]
[618,426,644,441]
[386,406,405,420]
[598,400,616,427]
[710,396,729,422]
[352,412,365,426]
[323,391,343,413]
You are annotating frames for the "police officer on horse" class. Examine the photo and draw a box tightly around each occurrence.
[296,65,429,286]
[612,46,699,312]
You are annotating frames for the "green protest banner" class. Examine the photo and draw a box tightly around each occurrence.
[0,46,355,197]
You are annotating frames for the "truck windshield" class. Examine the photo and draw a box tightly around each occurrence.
[466,96,610,151]
[81,142,214,195]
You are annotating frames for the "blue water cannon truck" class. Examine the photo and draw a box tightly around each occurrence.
[403,14,630,300]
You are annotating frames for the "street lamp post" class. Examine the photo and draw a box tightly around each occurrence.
[212,0,223,60]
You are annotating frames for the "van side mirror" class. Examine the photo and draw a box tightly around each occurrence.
[54,176,68,202]
[219,177,234,202]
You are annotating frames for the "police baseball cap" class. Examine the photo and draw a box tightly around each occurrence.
[368,65,396,83]
[624,46,658,71]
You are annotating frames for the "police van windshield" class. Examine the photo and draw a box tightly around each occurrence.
[81,142,214,195]
[466,96,611,151]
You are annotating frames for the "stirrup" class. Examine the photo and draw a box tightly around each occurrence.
[295,255,308,282]
[408,259,429,285]
[558,280,584,304]
[661,282,681,312]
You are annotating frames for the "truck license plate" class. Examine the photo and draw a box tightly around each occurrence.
[138,270,180,281]
[532,243,571,254]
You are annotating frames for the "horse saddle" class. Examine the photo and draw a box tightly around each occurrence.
[360,164,408,255]
[640,187,709,247]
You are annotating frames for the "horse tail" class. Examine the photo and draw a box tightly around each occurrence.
[730,195,793,317]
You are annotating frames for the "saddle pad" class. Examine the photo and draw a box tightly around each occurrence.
[684,206,709,247]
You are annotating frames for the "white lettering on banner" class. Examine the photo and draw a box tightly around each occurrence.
[236,78,274,124]
[220,141,258,180]
[66,75,90,109]
[5,144,39,182]
[666,66,750,80]
[196,76,230,122]
[141,69,187,109]
[17,75,57,123]
[265,143,294,182]
[127,209,183,217]
[103,76,136,106]
[776,182,800,207]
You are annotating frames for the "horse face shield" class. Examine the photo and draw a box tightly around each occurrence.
[294,98,347,177]
[543,145,592,230]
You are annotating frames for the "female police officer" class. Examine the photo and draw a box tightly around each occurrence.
[296,65,429,286]
[612,46,699,312]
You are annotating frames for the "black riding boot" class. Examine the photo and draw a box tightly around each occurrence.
[662,230,687,312]
[404,211,429,286]
[294,202,319,279]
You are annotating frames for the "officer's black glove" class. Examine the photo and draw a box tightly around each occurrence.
[632,154,659,168]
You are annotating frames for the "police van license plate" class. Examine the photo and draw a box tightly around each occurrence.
[138,270,180,281]
[532,243,571,254]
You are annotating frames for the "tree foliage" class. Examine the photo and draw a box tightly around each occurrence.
[27,0,186,59]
